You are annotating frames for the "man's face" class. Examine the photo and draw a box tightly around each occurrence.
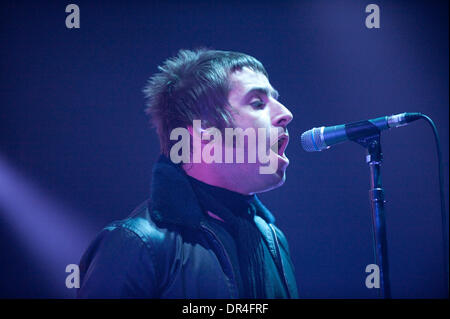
[224,66,293,194]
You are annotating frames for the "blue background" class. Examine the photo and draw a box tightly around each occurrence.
[0,0,448,298]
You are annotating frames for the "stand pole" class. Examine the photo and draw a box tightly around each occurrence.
[359,135,391,299]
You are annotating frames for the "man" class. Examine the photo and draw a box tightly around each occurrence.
[77,49,299,298]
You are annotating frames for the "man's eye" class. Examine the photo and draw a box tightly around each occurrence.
[250,100,265,109]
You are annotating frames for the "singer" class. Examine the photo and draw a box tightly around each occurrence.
[76,49,299,298]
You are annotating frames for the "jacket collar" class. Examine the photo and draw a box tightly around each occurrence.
[149,155,275,229]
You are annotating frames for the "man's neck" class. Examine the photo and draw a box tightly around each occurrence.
[182,162,252,195]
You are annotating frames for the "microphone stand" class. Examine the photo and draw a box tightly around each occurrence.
[355,133,391,299]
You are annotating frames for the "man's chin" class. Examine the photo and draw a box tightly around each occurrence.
[271,167,287,188]
[251,166,287,194]
[270,154,289,186]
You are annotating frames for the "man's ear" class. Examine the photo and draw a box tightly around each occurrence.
[186,120,215,144]
[187,120,208,143]
[187,125,194,137]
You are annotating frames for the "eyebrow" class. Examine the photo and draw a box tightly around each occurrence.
[243,87,280,101]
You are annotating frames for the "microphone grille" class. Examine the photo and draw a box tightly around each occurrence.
[301,127,326,152]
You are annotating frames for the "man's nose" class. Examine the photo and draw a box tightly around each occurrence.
[272,101,293,129]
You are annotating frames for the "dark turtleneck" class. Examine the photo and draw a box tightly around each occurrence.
[187,175,256,220]
[186,175,267,298]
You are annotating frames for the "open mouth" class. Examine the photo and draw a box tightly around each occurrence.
[270,134,289,157]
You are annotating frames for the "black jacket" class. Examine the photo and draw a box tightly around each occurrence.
[77,156,299,298]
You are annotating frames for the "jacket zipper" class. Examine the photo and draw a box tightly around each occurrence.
[269,224,292,299]
[200,223,238,298]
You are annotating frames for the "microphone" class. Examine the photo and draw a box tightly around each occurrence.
[301,112,422,152]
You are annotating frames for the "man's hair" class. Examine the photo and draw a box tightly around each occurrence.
[143,48,268,156]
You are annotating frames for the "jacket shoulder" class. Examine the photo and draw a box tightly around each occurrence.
[107,199,180,275]
[77,200,177,298]
[111,200,169,247]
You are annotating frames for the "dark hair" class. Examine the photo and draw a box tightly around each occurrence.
[143,48,268,156]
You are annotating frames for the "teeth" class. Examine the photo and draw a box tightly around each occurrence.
[271,137,284,154]
[271,142,278,153]
[279,138,285,154]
